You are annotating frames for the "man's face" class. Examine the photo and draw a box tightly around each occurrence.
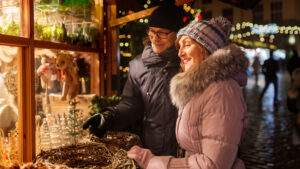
[148,27,177,54]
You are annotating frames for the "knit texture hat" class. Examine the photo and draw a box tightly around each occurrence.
[177,16,232,53]
[148,2,184,32]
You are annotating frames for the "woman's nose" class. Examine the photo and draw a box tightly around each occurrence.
[178,48,184,58]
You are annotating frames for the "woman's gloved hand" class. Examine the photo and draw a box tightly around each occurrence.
[127,145,154,169]
[82,110,115,138]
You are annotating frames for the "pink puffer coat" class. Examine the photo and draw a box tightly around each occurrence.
[147,44,249,169]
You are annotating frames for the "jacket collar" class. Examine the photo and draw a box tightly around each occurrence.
[142,42,180,68]
[170,44,249,109]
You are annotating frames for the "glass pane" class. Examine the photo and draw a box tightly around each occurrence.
[0,45,19,166]
[34,0,100,48]
[34,48,94,155]
[0,0,21,36]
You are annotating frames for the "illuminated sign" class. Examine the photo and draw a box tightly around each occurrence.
[251,24,278,34]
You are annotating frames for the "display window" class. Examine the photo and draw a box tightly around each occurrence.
[0,0,102,166]
[34,0,100,48]
[34,49,96,155]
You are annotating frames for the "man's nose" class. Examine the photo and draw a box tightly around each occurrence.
[152,33,160,41]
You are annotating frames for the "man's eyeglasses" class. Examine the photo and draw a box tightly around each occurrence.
[148,29,172,39]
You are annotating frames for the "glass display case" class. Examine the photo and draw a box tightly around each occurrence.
[34,49,96,155]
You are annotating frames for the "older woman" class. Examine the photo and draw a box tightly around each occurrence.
[127,16,249,169]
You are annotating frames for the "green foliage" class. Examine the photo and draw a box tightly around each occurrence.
[0,20,20,36]
[89,95,121,116]
[34,22,99,47]
[126,21,148,58]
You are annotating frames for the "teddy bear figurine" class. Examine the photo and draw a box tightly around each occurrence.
[56,53,79,101]
[36,54,56,89]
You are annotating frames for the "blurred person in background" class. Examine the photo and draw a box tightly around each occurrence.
[252,53,261,86]
[260,50,280,106]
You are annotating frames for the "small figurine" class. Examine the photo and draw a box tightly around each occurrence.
[56,53,79,101]
[36,54,56,89]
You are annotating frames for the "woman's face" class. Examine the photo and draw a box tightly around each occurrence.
[178,35,208,71]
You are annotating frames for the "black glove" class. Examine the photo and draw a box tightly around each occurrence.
[82,110,115,138]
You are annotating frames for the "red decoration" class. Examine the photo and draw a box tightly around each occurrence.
[127,10,134,15]
[183,16,187,23]
[197,13,202,21]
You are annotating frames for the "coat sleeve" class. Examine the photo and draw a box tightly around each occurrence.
[109,70,145,130]
[147,82,247,169]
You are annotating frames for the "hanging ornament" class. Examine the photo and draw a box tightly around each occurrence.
[197,12,202,21]
[183,16,188,23]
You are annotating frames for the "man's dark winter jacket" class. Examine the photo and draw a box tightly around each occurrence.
[108,43,180,156]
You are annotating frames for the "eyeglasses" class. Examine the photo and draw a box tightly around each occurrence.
[148,29,172,39]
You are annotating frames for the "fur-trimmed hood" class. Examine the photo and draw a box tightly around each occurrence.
[170,44,249,109]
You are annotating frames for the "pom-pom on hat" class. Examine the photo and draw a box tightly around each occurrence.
[177,16,232,53]
[148,2,185,32]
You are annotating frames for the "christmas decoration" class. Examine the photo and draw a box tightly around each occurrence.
[0,123,19,167]
[40,116,52,151]
[67,100,84,144]
[60,113,72,147]
[49,117,61,149]
[34,132,141,169]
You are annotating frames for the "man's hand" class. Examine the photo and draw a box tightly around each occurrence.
[82,111,115,138]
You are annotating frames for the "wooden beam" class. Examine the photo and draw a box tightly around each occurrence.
[109,0,195,27]
[109,7,157,27]
[175,0,195,6]
[32,40,99,53]
[0,34,30,47]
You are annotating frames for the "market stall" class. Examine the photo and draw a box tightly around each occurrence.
[0,0,194,167]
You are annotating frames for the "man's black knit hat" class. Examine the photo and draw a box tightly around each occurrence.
[148,2,184,32]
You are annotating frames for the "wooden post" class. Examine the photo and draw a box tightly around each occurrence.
[98,0,105,96]
[105,0,118,96]
[90,0,103,96]
[109,0,195,28]
[19,0,36,162]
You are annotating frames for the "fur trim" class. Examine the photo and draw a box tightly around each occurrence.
[170,44,249,108]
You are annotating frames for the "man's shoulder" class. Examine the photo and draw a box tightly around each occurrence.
[129,53,144,68]
[128,53,148,75]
